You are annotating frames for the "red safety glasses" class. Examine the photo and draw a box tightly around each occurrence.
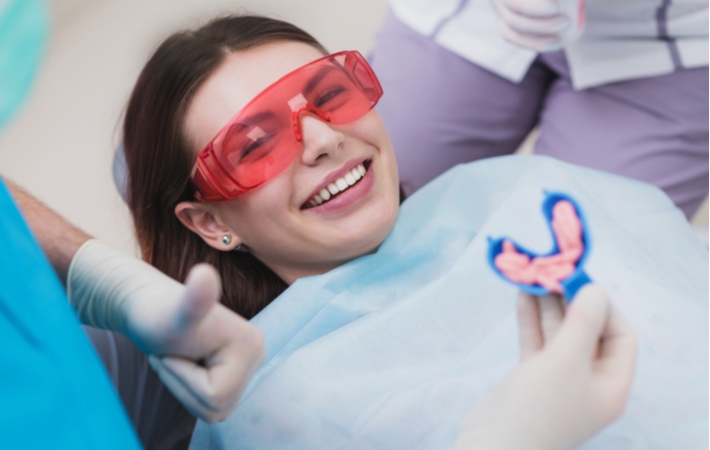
[191,50,383,202]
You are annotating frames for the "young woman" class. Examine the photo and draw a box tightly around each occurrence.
[119,15,705,449]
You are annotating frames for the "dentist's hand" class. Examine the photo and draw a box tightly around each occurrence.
[454,285,637,450]
[491,0,570,51]
[127,264,265,423]
[68,240,265,423]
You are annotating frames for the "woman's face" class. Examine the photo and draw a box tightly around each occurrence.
[182,41,400,283]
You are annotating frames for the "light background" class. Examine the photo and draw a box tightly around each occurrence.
[0,0,390,254]
[1,0,706,256]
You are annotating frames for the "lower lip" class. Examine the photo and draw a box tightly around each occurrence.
[304,165,375,214]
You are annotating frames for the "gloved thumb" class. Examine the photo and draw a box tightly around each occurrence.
[174,263,221,333]
[553,284,610,360]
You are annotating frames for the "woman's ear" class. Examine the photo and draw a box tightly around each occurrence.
[174,201,243,251]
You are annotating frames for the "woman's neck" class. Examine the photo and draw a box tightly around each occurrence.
[263,245,382,285]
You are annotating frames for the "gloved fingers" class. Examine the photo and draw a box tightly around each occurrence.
[538,293,565,343]
[494,0,570,35]
[173,263,221,334]
[496,0,561,18]
[553,284,610,360]
[596,305,637,380]
[149,354,236,423]
[516,291,544,360]
[593,306,637,420]
[149,319,265,424]
[496,18,563,52]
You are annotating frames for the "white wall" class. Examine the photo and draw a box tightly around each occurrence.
[0,0,389,255]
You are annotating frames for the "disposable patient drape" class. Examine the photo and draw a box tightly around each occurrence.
[192,155,708,450]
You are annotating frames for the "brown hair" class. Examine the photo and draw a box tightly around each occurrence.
[122,15,327,319]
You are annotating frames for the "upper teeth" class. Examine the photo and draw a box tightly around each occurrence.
[307,163,367,207]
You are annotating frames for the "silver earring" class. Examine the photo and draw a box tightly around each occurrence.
[222,235,231,245]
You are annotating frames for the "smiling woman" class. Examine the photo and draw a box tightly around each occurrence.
[120,13,706,450]
[123,17,326,318]
[123,16,399,317]
[174,43,399,285]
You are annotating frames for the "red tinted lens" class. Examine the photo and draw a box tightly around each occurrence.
[192,51,382,202]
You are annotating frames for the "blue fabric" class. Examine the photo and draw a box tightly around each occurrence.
[191,155,708,450]
[487,191,592,300]
[0,180,141,449]
[0,0,48,130]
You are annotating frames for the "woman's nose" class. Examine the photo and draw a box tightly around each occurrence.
[298,114,344,165]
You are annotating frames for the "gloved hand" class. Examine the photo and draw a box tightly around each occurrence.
[490,0,582,51]
[454,285,637,450]
[67,240,265,423]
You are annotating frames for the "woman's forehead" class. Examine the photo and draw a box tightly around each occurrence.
[185,41,325,152]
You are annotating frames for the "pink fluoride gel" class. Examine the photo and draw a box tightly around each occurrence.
[493,200,584,293]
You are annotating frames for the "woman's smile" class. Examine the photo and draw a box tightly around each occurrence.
[302,159,372,212]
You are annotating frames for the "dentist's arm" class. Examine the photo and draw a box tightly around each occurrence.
[5,178,89,283]
[454,285,637,450]
[5,177,264,423]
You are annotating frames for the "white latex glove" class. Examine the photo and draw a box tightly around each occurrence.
[490,0,583,51]
[67,240,265,423]
[454,285,637,450]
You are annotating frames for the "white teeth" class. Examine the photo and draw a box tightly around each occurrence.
[306,163,368,208]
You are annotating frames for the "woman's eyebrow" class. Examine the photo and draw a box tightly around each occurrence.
[238,110,278,127]
[303,66,337,96]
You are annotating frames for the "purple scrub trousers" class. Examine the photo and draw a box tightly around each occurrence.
[369,12,709,218]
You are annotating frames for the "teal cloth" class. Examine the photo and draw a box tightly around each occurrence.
[191,155,708,449]
[0,0,48,130]
[0,1,140,446]
[0,179,142,449]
